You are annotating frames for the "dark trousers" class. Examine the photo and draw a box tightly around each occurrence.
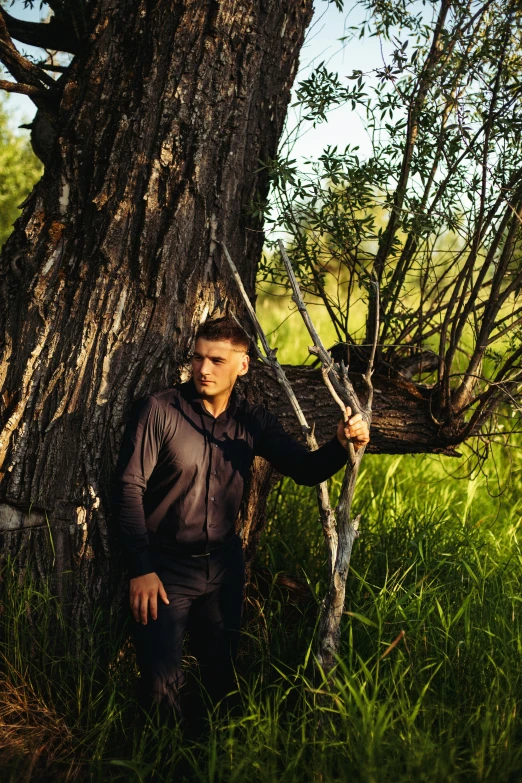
[130,534,245,719]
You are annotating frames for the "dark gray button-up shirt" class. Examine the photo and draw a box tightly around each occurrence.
[112,378,348,577]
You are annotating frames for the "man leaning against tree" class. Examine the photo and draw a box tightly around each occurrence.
[111,317,370,723]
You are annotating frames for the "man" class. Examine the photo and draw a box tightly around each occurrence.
[112,317,369,718]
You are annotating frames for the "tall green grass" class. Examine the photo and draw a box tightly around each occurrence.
[1,447,521,781]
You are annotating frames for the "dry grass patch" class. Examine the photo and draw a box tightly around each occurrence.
[0,671,79,782]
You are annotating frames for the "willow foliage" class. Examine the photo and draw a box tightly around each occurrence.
[261,0,522,452]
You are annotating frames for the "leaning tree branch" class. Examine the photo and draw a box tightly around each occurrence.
[221,241,339,573]
[226,236,384,674]
[0,8,80,54]
[277,238,364,420]
[221,242,309,438]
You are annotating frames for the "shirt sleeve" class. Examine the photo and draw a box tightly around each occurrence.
[111,395,165,578]
[254,409,348,486]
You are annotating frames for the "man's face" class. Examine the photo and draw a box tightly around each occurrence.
[191,338,249,398]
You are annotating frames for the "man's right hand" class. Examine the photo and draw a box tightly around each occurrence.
[129,572,169,624]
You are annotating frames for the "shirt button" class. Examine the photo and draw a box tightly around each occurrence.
[211,496,215,501]
[214,470,217,475]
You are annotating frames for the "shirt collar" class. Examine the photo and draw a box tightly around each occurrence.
[182,377,240,419]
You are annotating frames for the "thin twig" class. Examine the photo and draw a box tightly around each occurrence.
[278,239,330,364]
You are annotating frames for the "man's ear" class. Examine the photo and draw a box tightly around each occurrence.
[238,353,250,376]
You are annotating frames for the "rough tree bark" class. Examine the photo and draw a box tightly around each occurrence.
[0,0,314,616]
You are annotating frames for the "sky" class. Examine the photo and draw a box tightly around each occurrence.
[2,0,386,162]
[279,1,385,162]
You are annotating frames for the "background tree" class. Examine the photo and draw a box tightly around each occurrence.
[0,96,42,248]
[260,0,522,474]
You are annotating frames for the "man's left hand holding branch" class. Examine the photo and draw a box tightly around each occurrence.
[337,407,370,452]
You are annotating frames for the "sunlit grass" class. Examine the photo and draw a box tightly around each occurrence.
[1,439,522,781]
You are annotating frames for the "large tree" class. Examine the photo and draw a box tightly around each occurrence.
[0,0,315,614]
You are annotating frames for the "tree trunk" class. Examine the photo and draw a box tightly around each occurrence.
[0,0,314,617]
[243,363,463,456]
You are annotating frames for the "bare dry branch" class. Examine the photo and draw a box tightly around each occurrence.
[222,241,339,572]
[275,239,377,673]
[278,239,364,418]
[0,11,58,113]
[0,79,44,97]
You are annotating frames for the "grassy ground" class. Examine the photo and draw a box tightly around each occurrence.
[1,445,521,782]
[1,294,521,781]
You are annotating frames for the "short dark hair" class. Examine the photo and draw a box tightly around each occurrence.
[195,316,250,352]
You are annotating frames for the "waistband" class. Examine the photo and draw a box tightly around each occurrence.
[149,530,237,558]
